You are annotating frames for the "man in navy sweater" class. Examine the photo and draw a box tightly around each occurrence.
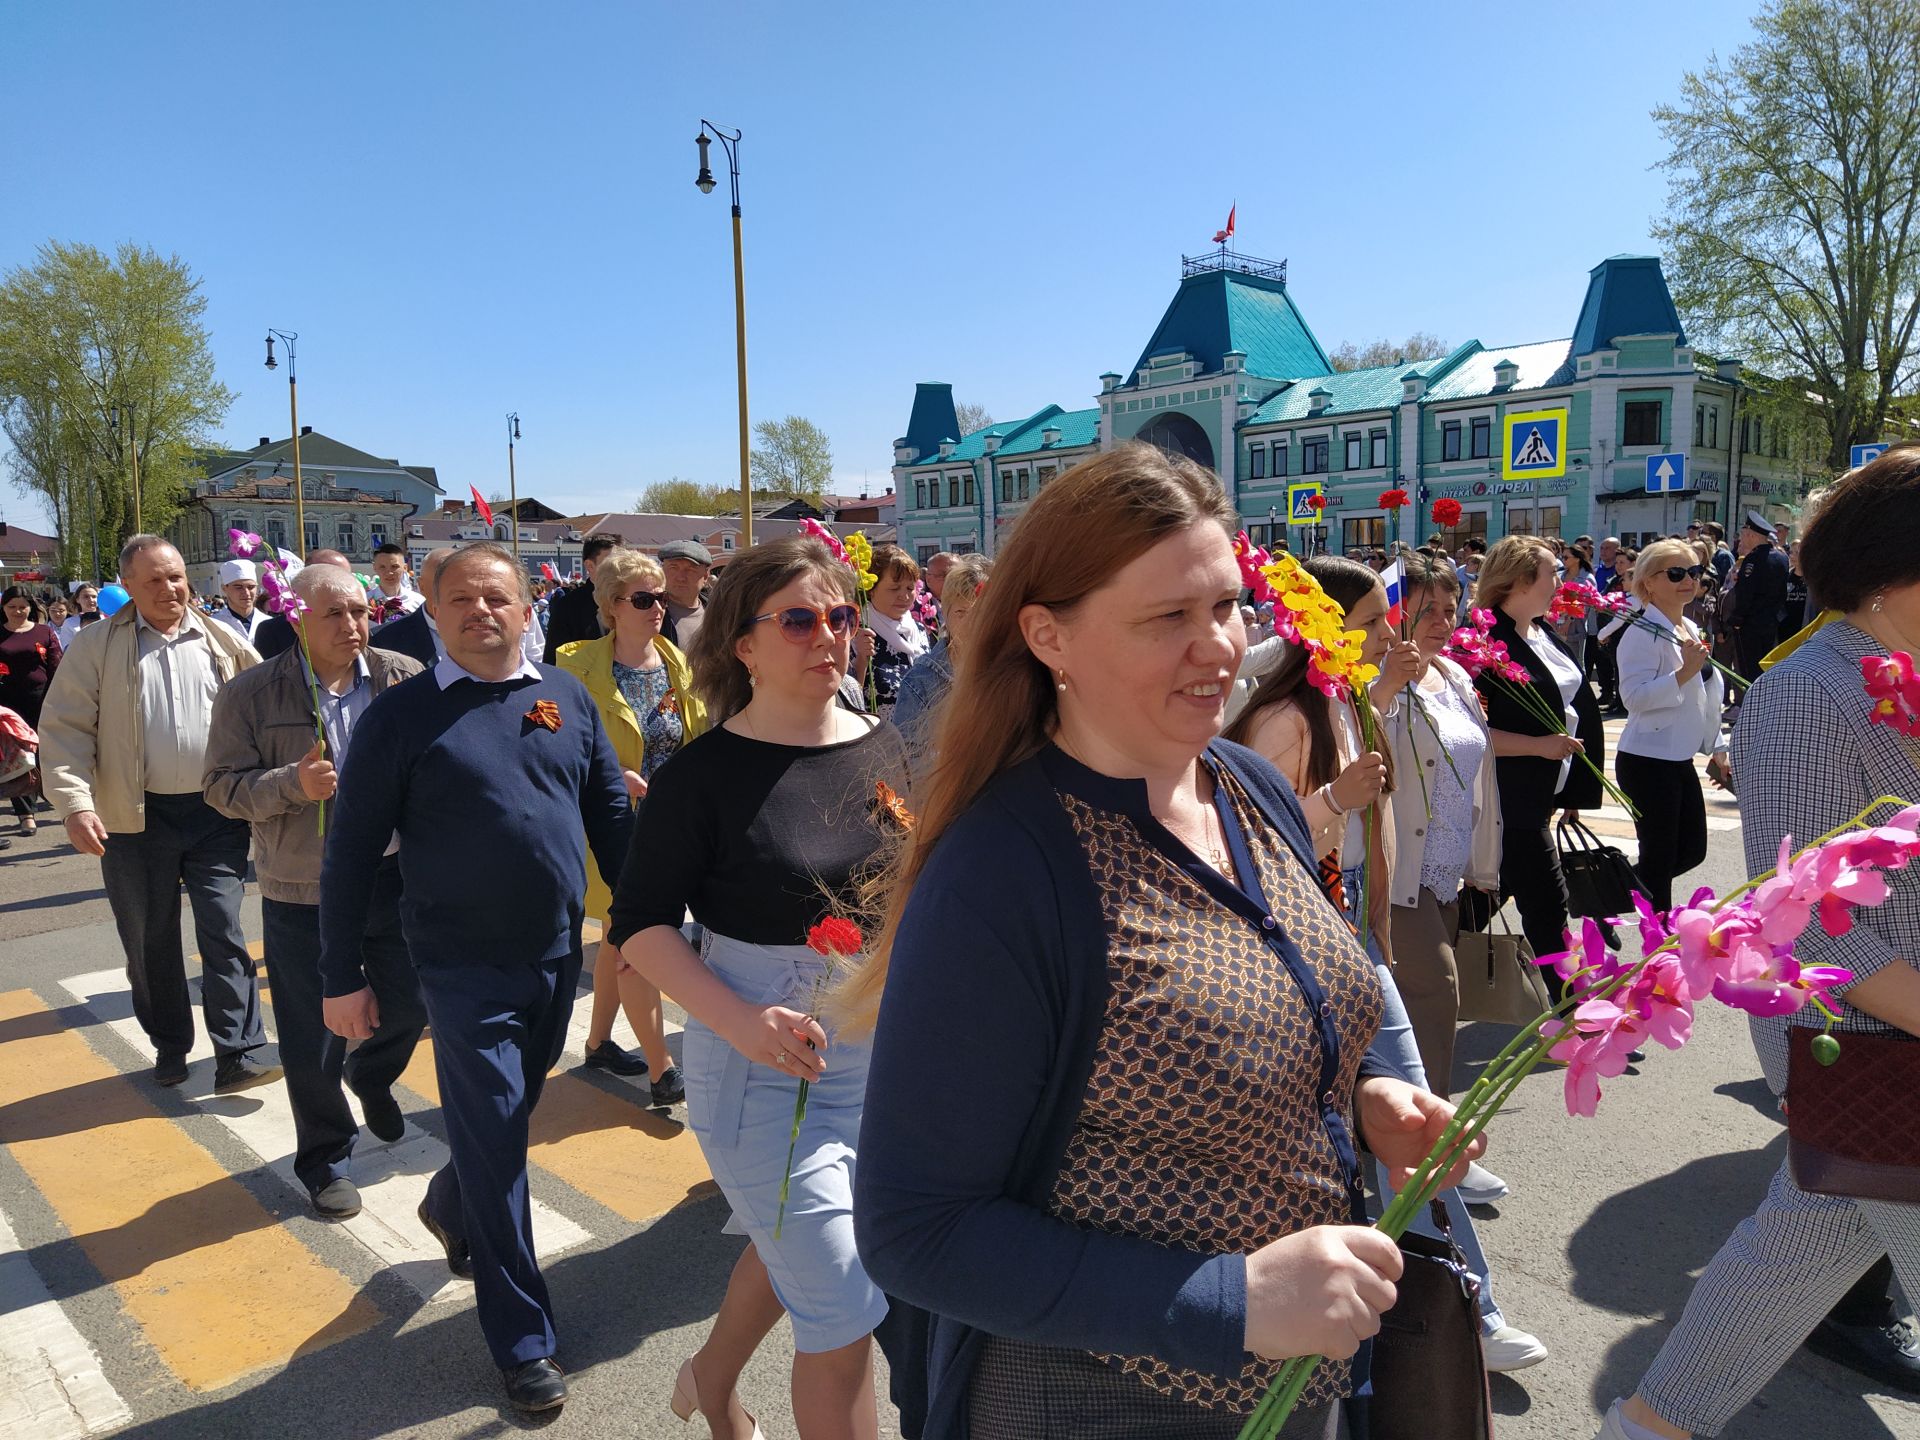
[318,542,632,1413]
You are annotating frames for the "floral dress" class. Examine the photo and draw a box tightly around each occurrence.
[612,658,684,781]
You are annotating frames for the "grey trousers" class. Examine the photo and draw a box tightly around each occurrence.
[1636,1017,1920,1434]
[99,791,263,1058]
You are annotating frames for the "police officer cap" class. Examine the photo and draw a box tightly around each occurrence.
[1743,510,1776,539]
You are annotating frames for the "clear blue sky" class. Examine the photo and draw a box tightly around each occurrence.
[2,0,1763,535]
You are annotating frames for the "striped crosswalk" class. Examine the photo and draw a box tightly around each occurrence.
[0,934,716,1437]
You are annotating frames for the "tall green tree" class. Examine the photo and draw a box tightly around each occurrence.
[0,241,232,576]
[1654,0,1920,470]
[1327,332,1449,373]
[635,476,726,514]
[749,415,833,499]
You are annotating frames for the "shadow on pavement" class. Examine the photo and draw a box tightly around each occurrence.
[112,1191,744,1440]
[1712,1075,1781,1121]
[1571,1136,1907,1438]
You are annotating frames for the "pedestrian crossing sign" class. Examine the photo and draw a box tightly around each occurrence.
[1287,481,1323,525]
[1503,408,1568,480]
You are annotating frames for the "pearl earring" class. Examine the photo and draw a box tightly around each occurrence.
[1873,594,1886,614]
[1056,669,1068,693]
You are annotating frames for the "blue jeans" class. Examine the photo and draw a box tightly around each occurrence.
[1347,866,1502,1329]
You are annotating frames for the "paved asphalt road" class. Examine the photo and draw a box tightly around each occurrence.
[1,725,1916,1439]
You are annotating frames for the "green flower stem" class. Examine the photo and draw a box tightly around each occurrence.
[774,1076,809,1240]
[292,621,329,836]
[1240,794,1916,1439]
[1487,673,1639,817]
[1599,609,1750,690]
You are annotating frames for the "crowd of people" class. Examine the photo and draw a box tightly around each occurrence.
[2,439,1915,1439]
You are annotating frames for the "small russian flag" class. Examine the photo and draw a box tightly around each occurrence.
[1380,560,1404,629]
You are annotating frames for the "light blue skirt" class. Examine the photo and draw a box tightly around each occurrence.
[683,930,888,1352]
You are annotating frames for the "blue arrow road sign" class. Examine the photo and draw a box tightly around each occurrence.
[1646,452,1688,493]
[1852,443,1890,468]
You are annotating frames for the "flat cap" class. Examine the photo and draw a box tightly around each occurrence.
[658,539,713,566]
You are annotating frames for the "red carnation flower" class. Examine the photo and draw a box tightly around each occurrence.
[806,916,864,958]
[1432,497,1463,526]
[1378,488,1411,510]
[1308,495,1326,512]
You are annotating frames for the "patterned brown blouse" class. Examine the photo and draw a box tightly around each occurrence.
[1049,766,1384,1415]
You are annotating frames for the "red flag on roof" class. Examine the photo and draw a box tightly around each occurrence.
[470,486,495,527]
[1212,204,1236,245]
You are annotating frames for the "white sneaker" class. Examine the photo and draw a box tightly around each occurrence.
[1482,1324,1549,1372]
[1457,1160,1511,1206]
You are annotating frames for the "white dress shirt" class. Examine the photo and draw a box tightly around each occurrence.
[212,605,270,645]
[1617,607,1727,761]
[135,611,223,793]
[424,608,546,667]
[433,653,543,689]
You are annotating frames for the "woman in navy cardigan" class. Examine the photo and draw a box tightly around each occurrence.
[844,446,1481,1440]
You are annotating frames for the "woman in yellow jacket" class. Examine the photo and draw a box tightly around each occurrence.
[557,548,707,1106]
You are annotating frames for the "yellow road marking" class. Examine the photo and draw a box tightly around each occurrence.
[0,989,380,1391]
[400,1034,715,1224]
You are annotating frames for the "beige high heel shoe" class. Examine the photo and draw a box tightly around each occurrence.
[671,1357,767,1439]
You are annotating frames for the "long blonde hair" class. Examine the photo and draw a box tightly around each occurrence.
[834,442,1236,1033]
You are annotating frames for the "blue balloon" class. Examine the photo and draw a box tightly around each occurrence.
[96,584,130,616]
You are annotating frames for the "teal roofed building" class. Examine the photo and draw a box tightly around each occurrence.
[892,250,1811,561]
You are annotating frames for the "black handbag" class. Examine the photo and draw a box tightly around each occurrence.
[1555,815,1645,920]
[1362,1201,1494,1440]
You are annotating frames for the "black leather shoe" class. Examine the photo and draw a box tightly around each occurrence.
[650,1065,686,1107]
[417,1200,473,1279]
[311,1178,362,1218]
[503,1357,567,1412]
[583,1040,648,1077]
[352,1083,406,1143]
[1805,1315,1920,1395]
[154,1051,189,1087]
[213,1053,282,1094]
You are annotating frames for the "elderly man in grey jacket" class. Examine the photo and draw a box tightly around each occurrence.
[39,535,274,1093]
[203,563,427,1218]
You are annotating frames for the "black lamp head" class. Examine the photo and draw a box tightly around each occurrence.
[695,132,716,194]
[264,334,277,370]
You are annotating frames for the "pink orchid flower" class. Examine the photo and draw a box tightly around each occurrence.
[227,528,267,559]
[1233,531,1278,603]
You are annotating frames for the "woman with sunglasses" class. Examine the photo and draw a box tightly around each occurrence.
[556,547,703,1102]
[1614,540,1729,910]
[609,536,907,1439]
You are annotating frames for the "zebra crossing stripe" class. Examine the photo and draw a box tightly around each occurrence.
[0,1207,131,1439]
[0,988,380,1392]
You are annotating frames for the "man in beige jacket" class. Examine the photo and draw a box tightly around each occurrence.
[39,536,277,1092]
[203,564,426,1218]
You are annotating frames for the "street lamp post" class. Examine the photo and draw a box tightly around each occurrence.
[506,412,522,567]
[695,121,752,549]
[264,330,304,554]
[110,401,141,535]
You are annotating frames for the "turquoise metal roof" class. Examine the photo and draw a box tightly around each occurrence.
[1420,338,1574,403]
[1130,268,1332,381]
[1244,353,1454,424]
[994,406,1099,457]
[903,382,961,462]
[1569,255,1687,356]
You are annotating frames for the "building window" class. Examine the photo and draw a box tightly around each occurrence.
[1623,400,1662,446]
[722,534,735,551]
[1442,420,1462,461]
[916,543,938,565]
[1706,407,1719,448]
[1303,438,1329,474]
[1344,434,1364,470]
[1342,516,1386,554]
[266,519,287,550]
[1694,404,1705,446]
[337,523,355,554]
[1470,417,1491,459]
[1428,505,1489,553]
[369,523,386,549]
[915,478,928,509]
[1370,431,1388,468]
[1017,468,1030,501]
[948,476,960,507]
[963,473,974,504]
[304,521,320,553]
[1272,441,1289,478]
[1249,446,1268,480]
[1035,465,1055,489]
